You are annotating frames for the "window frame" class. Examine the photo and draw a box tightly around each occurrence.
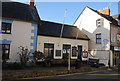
[96,18,104,27]
[1,44,10,60]
[1,22,12,34]
[55,50,61,57]
[72,46,77,57]
[96,33,101,44]
[44,43,54,58]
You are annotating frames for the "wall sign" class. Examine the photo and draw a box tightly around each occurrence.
[82,50,88,58]
[63,49,66,53]
[102,39,109,50]
[114,47,120,51]
[117,34,120,41]
[67,49,71,54]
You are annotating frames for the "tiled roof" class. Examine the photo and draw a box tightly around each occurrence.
[2,1,40,23]
[38,20,89,40]
[112,14,120,20]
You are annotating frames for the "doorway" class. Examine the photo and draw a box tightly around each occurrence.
[63,44,71,59]
[113,51,120,66]
[78,45,82,60]
[44,43,54,59]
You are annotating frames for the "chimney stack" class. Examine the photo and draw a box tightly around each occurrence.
[97,7,110,16]
[29,0,35,8]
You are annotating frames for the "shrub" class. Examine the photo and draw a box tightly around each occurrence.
[33,51,45,62]
[17,46,30,65]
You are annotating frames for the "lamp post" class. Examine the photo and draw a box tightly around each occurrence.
[68,51,70,71]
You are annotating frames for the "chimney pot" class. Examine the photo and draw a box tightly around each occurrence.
[97,7,110,16]
[29,0,35,8]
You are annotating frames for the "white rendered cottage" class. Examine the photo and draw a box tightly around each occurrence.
[37,20,89,64]
[0,0,40,62]
[74,6,120,67]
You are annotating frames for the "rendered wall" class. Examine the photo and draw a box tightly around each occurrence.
[0,19,37,62]
[74,7,111,66]
[37,36,89,60]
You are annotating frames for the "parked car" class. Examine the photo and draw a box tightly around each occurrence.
[88,58,99,68]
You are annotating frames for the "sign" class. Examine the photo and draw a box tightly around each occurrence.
[117,34,120,41]
[63,49,66,53]
[67,49,71,53]
[114,47,120,51]
[102,39,109,50]
[82,50,88,58]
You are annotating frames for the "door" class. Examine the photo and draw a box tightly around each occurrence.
[113,51,120,66]
[78,45,82,60]
[63,44,71,59]
[44,43,54,59]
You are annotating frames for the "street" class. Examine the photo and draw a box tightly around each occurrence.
[3,69,120,81]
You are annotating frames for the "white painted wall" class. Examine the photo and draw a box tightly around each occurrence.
[37,36,88,60]
[89,50,110,66]
[0,19,37,62]
[74,7,111,66]
[74,7,110,50]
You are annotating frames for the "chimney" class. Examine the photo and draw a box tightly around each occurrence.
[97,7,110,16]
[29,0,35,8]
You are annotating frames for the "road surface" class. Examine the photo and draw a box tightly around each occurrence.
[3,69,120,81]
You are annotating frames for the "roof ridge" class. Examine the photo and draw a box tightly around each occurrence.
[4,1,30,7]
[41,20,77,27]
[2,1,40,23]
[83,6,119,26]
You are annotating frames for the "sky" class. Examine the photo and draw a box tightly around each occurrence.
[11,0,119,25]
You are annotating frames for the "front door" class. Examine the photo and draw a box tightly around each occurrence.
[113,51,120,66]
[44,43,54,59]
[78,45,82,60]
[63,44,71,59]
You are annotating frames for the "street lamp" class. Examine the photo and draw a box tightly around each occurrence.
[68,52,70,71]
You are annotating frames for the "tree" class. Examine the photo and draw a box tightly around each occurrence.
[17,46,30,65]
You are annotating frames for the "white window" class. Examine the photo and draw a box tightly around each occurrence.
[0,44,10,60]
[96,33,101,44]
[1,22,12,34]
[72,46,77,57]
[55,50,61,57]
[96,18,104,27]
[44,43,54,59]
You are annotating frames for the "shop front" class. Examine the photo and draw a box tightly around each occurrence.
[111,46,120,66]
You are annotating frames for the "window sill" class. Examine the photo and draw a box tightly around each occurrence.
[55,56,62,57]
[96,43,101,44]
[0,33,12,35]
